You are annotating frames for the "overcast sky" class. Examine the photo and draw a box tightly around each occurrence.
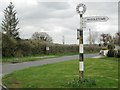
[0,0,119,44]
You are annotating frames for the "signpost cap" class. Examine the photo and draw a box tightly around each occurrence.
[76,3,86,14]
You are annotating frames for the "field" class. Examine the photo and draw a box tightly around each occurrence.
[2,57,118,88]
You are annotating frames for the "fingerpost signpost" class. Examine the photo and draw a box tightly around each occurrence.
[76,3,109,82]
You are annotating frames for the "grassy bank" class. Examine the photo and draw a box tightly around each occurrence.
[1,53,98,63]
[2,57,118,88]
[1,53,78,63]
[1,55,57,63]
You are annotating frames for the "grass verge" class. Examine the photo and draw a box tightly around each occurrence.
[1,53,78,63]
[2,57,118,88]
[1,55,57,63]
[1,52,98,63]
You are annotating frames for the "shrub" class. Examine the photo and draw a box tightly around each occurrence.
[2,34,17,57]
[2,37,101,57]
[84,45,101,53]
[101,47,108,50]
[116,50,120,58]
[18,41,33,56]
[67,78,96,88]
[14,49,23,57]
[29,40,46,55]
[107,44,115,50]
[107,50,116,57]
[49,44,78,55]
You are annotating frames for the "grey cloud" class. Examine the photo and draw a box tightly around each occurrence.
[17,2,74,27]
[39,2,70,10]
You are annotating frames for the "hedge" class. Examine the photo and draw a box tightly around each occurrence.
[2,39,101,57]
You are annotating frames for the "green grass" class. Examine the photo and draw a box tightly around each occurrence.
[1,55,58,63]
[2,57,118,88]
[1,52,98,63]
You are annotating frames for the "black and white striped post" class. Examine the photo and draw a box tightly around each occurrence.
[76,3,86,82]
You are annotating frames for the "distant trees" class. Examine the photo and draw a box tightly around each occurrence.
[31,32,53,43]
[100,33,113,47]
[114,32,120,46]
[100,32,120,47]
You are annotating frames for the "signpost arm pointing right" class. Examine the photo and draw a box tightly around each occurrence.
[76,3,109,83]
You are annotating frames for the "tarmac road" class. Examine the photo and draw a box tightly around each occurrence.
[1,53,99,75]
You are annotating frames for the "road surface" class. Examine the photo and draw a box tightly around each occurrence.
[1,53,99,75]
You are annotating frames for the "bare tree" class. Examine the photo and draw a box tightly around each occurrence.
[114,32,120,46]
[31,32,53,43]
[100,33,113,46]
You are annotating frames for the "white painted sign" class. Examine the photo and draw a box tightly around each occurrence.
[46,46,49,51]
[79,62,84,71]
[84,16,109,23]
[79,44,83,53]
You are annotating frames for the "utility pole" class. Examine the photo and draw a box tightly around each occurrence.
[89,29,92,45]
[62,35,65,45]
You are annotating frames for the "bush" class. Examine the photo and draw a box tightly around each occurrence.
[101,47,108,50]
[107,44,115,50]
[84,45,101,53]
[116,50,120,58]
[17,41,33,56]
[49,44,78,55]
[107,50,116,57]
[2,38,101,57]
[2,34,17,57]
[14,49,23,57]
[31,41,46,55]
[67,78,96,88]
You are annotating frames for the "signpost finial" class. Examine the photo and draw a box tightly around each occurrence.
[76,3,86,15]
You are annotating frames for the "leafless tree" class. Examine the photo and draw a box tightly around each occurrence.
[31,32,53,43]
[100,33,113,46]
[114,32,120,46]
